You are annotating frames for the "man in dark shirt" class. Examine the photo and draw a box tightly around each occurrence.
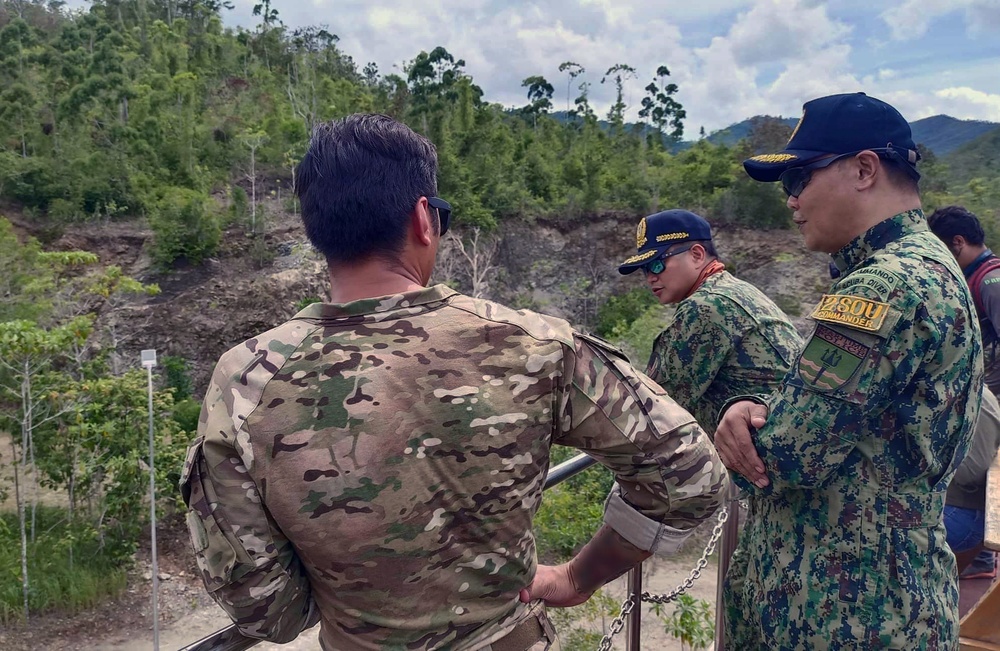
[929,205,1000,579]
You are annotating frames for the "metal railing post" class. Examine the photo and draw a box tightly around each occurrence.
[626,565,642,651]
[714,487,740,651]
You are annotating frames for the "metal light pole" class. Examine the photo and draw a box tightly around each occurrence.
[141,349,160,651]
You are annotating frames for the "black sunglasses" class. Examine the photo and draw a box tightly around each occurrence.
[642,244,694,275]
[779,152,856,198]
[427,197,451,235]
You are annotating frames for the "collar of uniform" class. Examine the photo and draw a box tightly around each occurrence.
[832,209,926,275]
[963,248,996,279]
[293,284,459,319]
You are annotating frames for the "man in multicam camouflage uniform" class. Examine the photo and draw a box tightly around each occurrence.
[617,208,802,640]
[180,113,728,651]
[717,92,984,649]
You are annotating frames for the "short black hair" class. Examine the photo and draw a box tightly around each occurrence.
[881,157,920,194]
[689,239,718,258]
[927,205,985,246]
[295,114,438,264]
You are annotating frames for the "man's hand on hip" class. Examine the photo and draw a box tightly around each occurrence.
[519,563,592,608]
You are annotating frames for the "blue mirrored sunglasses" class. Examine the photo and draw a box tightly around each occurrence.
[427,197,451,235]
[642,244,694,275]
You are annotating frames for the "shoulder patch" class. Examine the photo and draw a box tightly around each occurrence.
[798,325,871,391]
[811,294,890,333]
[837,269,901,301]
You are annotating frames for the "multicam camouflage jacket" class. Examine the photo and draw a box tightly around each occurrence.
[724,210,984,650]
[645,271,802,433]
[180,284,728,651]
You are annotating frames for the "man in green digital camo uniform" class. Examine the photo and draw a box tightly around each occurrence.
[180,114,728,651]
[617,209,802,433]
[716,93,983,649]
[617,209,802,635]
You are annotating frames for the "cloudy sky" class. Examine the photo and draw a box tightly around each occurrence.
[73,0,1000,135]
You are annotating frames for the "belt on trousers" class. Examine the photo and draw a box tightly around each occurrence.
[490,614,545,651]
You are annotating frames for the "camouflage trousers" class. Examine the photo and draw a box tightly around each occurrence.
[722,493,959,650]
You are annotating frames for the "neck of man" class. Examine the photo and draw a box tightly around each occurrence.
[843,194,922,248]
[959,244,991,270]
[327,257,427,304]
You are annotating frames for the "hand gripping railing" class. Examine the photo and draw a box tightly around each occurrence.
[178,453,599,651]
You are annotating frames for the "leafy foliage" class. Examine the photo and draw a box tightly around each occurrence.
[0,0,810,237]
[653,594,714,651]
[0,217,194,621]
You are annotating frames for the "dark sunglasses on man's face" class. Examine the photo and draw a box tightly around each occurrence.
[779,152,857,198]
[642,244,694,275]
[427,197,452,235]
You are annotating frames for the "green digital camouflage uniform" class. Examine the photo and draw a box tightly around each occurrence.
[725,210,984,650]
[180,284,728,651]
[644,270,802,640]
[645,271,802,433]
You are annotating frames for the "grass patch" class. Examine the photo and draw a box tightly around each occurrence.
[0,507,128,625]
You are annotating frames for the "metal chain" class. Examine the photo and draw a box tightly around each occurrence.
[595,594,634,651]
[595,505,730,650]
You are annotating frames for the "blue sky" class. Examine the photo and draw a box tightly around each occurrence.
[68,0,1000,134]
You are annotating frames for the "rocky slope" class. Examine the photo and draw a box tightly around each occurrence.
[18,204,830,393]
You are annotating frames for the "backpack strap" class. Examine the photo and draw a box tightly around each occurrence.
[968,256,1000,331]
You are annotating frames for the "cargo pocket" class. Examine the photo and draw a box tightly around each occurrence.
[179,440,255,595]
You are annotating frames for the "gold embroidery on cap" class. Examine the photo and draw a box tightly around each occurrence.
[636,218,647,249]
[624,249,658,264]
[656,232,689,242]
[787,109,805,145]
[749,153,799,163]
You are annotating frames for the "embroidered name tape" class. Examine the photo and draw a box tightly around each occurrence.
[811,294,890,333]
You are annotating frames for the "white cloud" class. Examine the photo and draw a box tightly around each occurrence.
[881,0,1000,40]
[932,87,1000,120]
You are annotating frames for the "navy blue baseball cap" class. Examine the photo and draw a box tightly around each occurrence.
[743,92,920,182]
[618,210,713,275]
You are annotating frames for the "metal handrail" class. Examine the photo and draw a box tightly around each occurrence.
[178,453,600,651]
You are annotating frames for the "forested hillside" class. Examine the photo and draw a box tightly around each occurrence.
[2,0,1000,634]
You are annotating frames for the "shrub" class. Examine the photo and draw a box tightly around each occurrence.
[149,187,220,268]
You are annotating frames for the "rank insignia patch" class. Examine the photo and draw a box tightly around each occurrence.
[811,294,889,333]
[798,324,870,390]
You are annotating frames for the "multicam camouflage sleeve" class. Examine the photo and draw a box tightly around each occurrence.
[558,333,729,554]
[180,337,320,642]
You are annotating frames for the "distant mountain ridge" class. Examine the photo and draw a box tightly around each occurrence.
[699,114,999,156]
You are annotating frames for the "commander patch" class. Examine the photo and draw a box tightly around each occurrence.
[799,324,870,390]
[811,294,889,333]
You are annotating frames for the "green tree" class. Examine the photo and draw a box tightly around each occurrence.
[639,65,686,145]
[520,75,554,130]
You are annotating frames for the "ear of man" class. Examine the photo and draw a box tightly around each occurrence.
[851,151,882,192]
[411,197,435,246]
